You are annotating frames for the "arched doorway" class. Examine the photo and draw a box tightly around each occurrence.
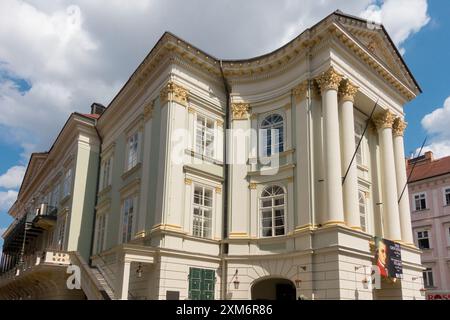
[251,278,296,300]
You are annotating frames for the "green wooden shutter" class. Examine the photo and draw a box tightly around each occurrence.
[201,269,215,300]
[188,268,202,300]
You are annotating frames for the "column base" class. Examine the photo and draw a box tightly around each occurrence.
[321,220,346,227]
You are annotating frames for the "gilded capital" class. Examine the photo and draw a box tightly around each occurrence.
[393,117,407,136]
[143,100,154,121]
[339,79,359,102]
[160,81,189,107]
[315,66,343,92]
[231,103,251,120]
[373,110,396,130]
[292,81,308,103]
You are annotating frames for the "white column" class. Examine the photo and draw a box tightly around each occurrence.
[393,118,414,244]
[339,79,360,229]
[117,260,131,300]
[316,67,344,225]
[374,110,402,240]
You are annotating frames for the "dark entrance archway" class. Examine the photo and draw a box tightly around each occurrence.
[251,278,296,300]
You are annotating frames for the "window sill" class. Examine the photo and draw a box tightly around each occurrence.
[185,149,223,165]
[121,163,142,180]
[357,164,369,172]
[413,208,430,213]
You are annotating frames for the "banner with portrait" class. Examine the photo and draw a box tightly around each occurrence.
[373,237,403,279]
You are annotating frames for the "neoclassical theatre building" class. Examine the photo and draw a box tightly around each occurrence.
[0,11,424,300]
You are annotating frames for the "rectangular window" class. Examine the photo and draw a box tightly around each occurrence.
[62,168,72,198]
[51,185,60,209]
[423,268,434,288]
[101,157,112,189]
[95,214,107,254]
[414,193,427,211]
[126,132,139,171]
[359,191,367,232]
[192,185,213,239]
[188,268,215,300]
[445,188,450,206]
[195,115,215,158]
[355,122,364,166]
[122,197,135,243]
[56,215,66,250]
[417,230,430,249]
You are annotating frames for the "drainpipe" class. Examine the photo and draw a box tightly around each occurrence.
[219,60,230,300]
[89,119,103,266]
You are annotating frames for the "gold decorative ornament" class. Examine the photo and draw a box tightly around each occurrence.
[339,79,359,102]
[184,178,192,185]
[160,81,189,107]
[231,103,251,120]
[373,109,396,130]
[248,183,257,189]
[292,81,308,103]
[215,186,222,194]
[393,117,407,137]
[315,66,343,92]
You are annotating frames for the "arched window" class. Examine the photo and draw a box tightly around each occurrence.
[261,114,284,156]
[260,185,286,237]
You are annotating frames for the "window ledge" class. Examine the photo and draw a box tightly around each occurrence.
[185,149,223,165]
[357,164,369,172]
[121,163,142,180]
[413,208,430,213]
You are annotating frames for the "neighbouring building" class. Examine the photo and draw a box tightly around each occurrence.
[1,10,425,300]
[408,151,450,300]
[0,107,102,299]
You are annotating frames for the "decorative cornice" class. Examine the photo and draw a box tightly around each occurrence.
[231,103,251,120]
[160,81,189,107]
[315,66,343,92]
[292,81,308,103]
[393,117,407,137]
[143,100,154,121]
[339,79,359,103]
[373,109,396,130]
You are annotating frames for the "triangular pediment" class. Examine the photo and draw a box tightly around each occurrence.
[334,12,420,94]
[18,153,48,198]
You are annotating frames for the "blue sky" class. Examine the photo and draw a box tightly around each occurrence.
[0,0,448,251]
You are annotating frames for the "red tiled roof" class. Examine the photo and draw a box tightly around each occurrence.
[407,156,450,183]
[81,113,100,119]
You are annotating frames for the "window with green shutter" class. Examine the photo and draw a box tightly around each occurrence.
[188,268,215,300]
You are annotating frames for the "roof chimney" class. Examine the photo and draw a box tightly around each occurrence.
[90,103,106,116]
[407,150,434,166]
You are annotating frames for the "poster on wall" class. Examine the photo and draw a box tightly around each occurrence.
[373,237,403,279]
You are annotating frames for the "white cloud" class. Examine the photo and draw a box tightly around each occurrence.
[360,0,430,54]
[419,96,450,158]
[0,190,18,212]
[0,0,430,165]
[0,165,26,189]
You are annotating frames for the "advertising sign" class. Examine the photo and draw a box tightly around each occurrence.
[374,237,403,279]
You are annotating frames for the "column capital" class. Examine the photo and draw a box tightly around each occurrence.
[292,81,308,103]
[393,117,407,137]
[143,100,154,121]
[231,103,251,120]
[315,66,343,92]
[373,109,396,130]
[339,79,359,103]
[160,81,189,107]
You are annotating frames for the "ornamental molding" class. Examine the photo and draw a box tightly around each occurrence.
[160,81,189,107]
[393,117,407,137]
[249,183,257,190]
[373,109,396,130]
[315,66,343,92]
[339,79,359,102]
[231,103,251,120]
[292,81,308,103]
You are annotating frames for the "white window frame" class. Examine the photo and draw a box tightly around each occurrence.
[416,229,431,249]
[62,168,73,199]
[259,185,287,238]
[443,187,450,206]
[358,190,367,232]
[121,196,136,244]
[194,113,216,159]
[125,131,140,172]
[191,184,214,239]
[423,268,434,288]
[101,157,113,190]
[259,113,285,157]
[94,212,108,254]
[413,192,427,211]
